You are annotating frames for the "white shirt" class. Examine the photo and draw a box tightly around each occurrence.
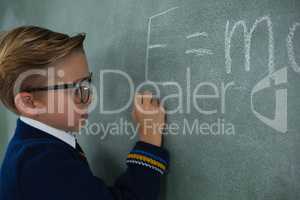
[20,116,76,149]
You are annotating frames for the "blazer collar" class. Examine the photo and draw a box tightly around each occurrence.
[15,117,76,149]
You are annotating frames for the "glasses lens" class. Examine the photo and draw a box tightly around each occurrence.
[74,87,82,104]
[79,80,91,104]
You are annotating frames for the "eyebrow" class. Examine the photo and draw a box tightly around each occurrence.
[72,72,92,83]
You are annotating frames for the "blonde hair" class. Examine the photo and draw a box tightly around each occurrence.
[0,25,86,114]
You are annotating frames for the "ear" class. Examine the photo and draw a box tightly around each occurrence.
[14,92,46,116]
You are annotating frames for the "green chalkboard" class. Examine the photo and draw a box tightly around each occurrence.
[0,0,299,199]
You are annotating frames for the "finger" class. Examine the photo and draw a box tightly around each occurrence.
[131,109,137,122]
[142,91,152,106]
[160,103,166,114]
[151,97,159,107]
[157,98,160,106]
[134,93,144,112]
[134,93,143,106]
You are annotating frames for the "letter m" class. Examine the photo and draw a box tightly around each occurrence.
[225,16,274,74]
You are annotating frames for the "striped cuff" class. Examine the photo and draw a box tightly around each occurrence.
[126,141,169,175]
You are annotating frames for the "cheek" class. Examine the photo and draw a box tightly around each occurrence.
[59,92,76,112]
[42,91,67,113]
[62,93,86,121]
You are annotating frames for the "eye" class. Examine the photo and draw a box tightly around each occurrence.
[74,85,81,97]
[72,79,92,104]
[74,87,79,95]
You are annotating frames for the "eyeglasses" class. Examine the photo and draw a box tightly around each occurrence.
[22,72,93,104]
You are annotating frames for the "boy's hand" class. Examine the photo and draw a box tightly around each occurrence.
[132,91,166,147]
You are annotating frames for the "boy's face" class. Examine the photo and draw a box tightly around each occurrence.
[34,50,92,132]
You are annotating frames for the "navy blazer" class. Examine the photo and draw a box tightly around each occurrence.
[0,119,169,200]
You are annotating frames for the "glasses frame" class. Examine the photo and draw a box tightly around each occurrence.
[22,72,93,104]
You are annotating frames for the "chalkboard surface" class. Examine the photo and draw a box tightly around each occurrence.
[0,0,299,199]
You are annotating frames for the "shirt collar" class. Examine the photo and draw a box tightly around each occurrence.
[19,116,76,149]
